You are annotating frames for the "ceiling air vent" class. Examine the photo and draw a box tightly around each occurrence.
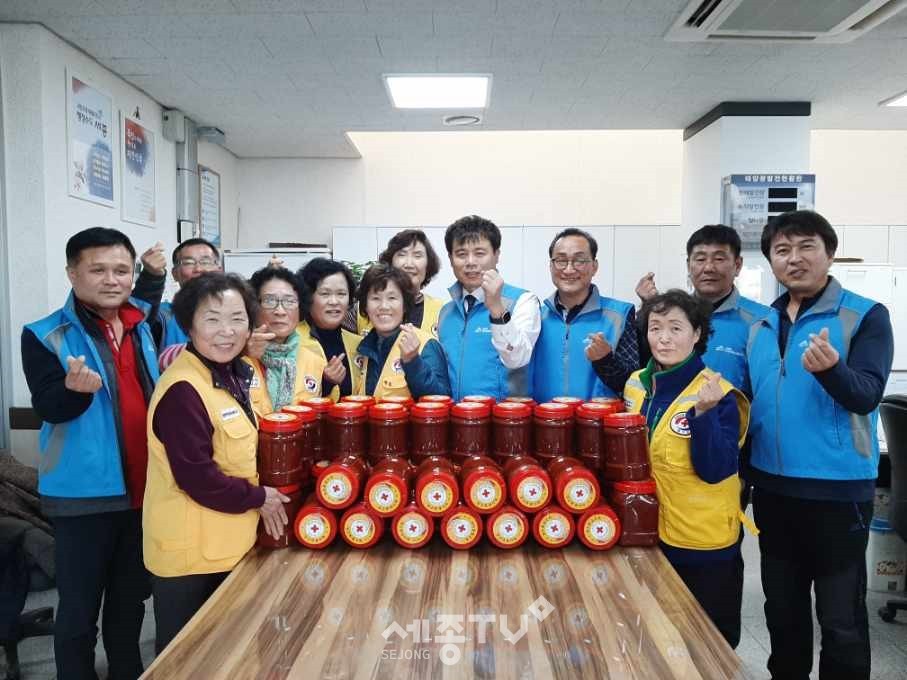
[666,0,907,43]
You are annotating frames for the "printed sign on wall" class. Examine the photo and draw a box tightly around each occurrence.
[66,70,115,207]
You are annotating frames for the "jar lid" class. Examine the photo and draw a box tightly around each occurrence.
[463,394,496,407]
[343,394,376,405]
[380,395,414,408]
[280,404,317,423]
[487,507,529,549]
[415,468,459,517]
[441,506,482,549]
[577,505,621,550]
[299,397,333,412]
[534,402,573,419]
[451,401,491,418]
[340,504,383,548]
[504,396,536,407]
[614,479,657,494]
[392,507,434,548]
[590,396,624,409]
[508,466,551,512]
[294,504,338,548]
[463,467,506,514]
[493,402,532,418]
[317,462,364,509]
[575,402,618,419]
[552,396,583,406]
[365,472,408,517]
[276,483,302,494]
[411,401,450,418]
[420,394,453,404]
[329,401,368,418]
[259,412,302,432]
[602,412,646,427]
[532,506,575,547]
[555,467,600,512]
[368,403,409,421]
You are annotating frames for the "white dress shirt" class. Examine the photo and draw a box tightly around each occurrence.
[464,286,541,369]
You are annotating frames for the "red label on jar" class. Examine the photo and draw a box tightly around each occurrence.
[515,475,549,510]
[444,511,480,547]
[394,511,432,547]
[420,480,455,515]
[343,511,377,546]
[490,510,527,548]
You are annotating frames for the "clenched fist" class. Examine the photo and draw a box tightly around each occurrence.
[140,241,167,277]
[694,372,723,415]
[635,272,658,302]
[399,323,420,363]
[65,355,103,394]
[802,327,839,373]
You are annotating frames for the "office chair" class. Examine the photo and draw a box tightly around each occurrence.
[878,394,907,623]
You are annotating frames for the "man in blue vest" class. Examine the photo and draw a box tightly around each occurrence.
[532,228,638,402]
[437,215,540,400]
[747,210,893,680]
[21,228,162,679]
[635,224,770,395]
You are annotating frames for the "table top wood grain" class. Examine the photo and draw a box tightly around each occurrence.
[142,541,751,680]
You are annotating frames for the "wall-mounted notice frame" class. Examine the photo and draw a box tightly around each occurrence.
[721,173,816,250]
[66,70,116,207]
[199,165,221,246]
[121,114,156,227]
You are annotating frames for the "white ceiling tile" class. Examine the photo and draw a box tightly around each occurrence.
[233,0,367,11]
[307,10,432,36]
[379,34,493,58]
[98,57,174,76]
[43,14,177,39]
[78,37,164,59]
[434,9,558,35]
[553,10,671,37]
[365,0,493,11]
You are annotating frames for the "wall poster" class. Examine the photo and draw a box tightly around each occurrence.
[199,165,221,246]
[66,70,115,207]
[121,115,156,227]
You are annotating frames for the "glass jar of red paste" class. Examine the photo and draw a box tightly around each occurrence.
[574,402,618,472]
[328,402,368,460]
[316,455,369,510]
[450,402,491,465]
[534,402,574,464]
[410,401,450,465]
[460,455,506,514]
[552,395,583,414]
[440,503,482,550]
[343,395,376,408]
[294,492,338,549]
[420,394,453,406]
[611,479,659,547]
[368,403,409,464]
[492,402,532,464]
[300,396,332,461]
[257,483,304,549]
[280,404,317,487]
[257,412,303,486]
[414,456,459,517]
[339,502,384,549]
[548,456,600,513]
[462,394,496,409]
[503,455,552,513]
[486,505,529,549]
[364,455,413,518]
[577,504,621,551]
[379,395,415,409]
[532,505,575,549]
[602,412,650,482]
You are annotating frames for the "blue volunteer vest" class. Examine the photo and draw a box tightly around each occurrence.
[746,278,881,481]
[158,301,188,347]
[25,292,160,498]
[703,288,771,396]
[532,286,634,402]
[438,282,533,401]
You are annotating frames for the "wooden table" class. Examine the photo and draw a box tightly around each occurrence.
[142,541,751,679]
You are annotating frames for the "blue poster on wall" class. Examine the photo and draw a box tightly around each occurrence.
[67,70,115,207]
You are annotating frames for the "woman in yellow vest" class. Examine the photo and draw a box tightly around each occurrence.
[245,266,324,415]
[296,258,362,401]
[622,289,752,650]
[143,273,289,653]
[357,229,445,338]
[354,263,450,400]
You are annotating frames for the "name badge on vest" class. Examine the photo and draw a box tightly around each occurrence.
[669,412,691,438]
[221,407,241,422]
[392,358,403,373]
[250,375,261,389]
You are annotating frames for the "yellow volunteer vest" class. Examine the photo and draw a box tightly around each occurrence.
[144,350,260,577]
[356,294,443,339]
[296,320,363,402]
[245,336,326,416]
[354,327,433,400]
[623,367,755,551]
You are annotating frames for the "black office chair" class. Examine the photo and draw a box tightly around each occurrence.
[878,394,907,623]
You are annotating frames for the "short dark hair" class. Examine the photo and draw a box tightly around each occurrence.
[378,229,442,287]
[66,227,136,265]
[548,228,598,259]
[172,238,220,266]
[356,263,416,319]
[760,210,838,259]
[638,289,712,356]
[171,272,258,335]
[297,258,356,322]
[686,224,741,259]
[444,215,501,254]
[249,266,302,299]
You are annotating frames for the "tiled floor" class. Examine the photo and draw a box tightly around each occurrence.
[4,532,906,679]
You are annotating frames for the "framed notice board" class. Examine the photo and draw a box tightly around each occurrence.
[199,165,221,246]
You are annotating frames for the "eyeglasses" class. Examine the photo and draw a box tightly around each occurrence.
[176,257,219,269]
[260,294,299,310]
[550,258,593,271]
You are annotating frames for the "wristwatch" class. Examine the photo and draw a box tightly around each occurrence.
[489,311,511,325]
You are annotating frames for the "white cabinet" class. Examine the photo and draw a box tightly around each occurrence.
[840,225,890,262]
[893,268,907,371]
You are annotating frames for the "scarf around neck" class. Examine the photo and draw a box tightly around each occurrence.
[261,330,301,411]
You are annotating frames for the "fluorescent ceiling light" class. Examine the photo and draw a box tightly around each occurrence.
[384,74,490,109]
[880,89,907,107]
